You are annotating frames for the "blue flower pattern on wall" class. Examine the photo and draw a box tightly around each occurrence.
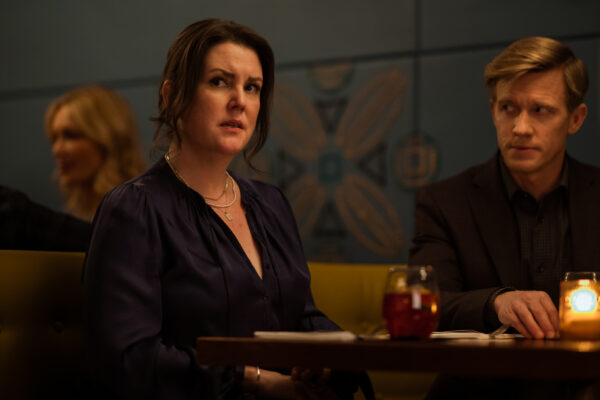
[270,64,406,258]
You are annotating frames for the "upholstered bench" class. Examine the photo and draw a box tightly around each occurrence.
[0,250,87,399]
[308,262,436,400]
[0,250,434,399]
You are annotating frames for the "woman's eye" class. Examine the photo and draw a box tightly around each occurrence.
[209,77,226,87]
[63,130,83,140]
[245,84,261,94]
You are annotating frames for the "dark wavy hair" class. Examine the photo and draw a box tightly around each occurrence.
[152,19,274,167]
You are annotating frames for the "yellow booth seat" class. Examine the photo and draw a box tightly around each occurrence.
[0,249,87,399]
[308,262,436,400]
[0,250,434,399]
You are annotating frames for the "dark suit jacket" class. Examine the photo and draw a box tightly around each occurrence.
[409,153,600,332]
[0,185,91,251]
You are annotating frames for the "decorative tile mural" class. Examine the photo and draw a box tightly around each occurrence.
[234,58,439,263]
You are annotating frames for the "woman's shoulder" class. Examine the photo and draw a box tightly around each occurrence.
[233,173,287,205]
[101,159,178,210]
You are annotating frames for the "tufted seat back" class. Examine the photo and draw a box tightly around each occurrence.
[0,250,87,399]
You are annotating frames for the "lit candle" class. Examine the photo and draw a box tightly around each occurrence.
[559,273,600,340]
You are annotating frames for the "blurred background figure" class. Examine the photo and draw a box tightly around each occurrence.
[0,184,92,251]
[45,85,147,221]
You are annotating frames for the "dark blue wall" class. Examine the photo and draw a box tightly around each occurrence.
[0,0,598,262]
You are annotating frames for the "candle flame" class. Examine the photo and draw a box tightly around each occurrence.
[570,288,598,313]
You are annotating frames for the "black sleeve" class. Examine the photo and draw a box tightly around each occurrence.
[0,185,91,251]
[274,186,360,398]
[83,184,242,400]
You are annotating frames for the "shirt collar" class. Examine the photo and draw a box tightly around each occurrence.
[499,154,569,200]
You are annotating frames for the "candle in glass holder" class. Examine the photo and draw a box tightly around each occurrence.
[559,271,600,340]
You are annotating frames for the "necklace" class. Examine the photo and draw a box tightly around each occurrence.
[203,176,229,201]
[164,152,237,221]
[204,181,237,221]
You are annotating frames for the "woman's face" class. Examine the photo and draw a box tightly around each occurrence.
[180,41,263,158]
[48,105,104,187]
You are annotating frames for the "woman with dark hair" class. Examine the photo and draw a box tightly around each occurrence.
[83,19,358,399]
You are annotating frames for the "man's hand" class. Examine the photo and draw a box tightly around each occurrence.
[493,290,559,339]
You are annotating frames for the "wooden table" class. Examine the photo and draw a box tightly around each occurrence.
[196,337,600,379]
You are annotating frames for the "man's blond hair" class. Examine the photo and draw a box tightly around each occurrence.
[484,36,588,111]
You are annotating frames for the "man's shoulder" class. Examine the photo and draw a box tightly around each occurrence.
[568,156,600,176]
[420,156,496,196]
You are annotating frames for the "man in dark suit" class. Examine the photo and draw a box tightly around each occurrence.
[410,37,598,399]
[411,36,592,337]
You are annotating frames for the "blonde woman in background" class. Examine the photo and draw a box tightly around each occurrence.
[45,85,147,221]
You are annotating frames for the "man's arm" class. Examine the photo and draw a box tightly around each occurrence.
[409,186,501,332]
[410,185,560,338]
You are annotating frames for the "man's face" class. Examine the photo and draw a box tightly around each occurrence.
[491,68,587,182]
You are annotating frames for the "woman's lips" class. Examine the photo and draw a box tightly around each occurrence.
[57,161,74,174]
[220,119,244,129]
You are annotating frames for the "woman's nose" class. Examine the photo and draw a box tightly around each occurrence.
[229,87,246,110]
[52,137,65,157]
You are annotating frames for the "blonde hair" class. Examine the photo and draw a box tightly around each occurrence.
[45,85,146,220]
[484,36,588,112]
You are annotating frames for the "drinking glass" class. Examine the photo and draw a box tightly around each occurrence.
[383,265,440,339]
[559,271,600,340]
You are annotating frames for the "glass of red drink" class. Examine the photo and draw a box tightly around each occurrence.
[383,265,440,339]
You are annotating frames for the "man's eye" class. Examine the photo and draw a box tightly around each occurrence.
[500,104,515,113]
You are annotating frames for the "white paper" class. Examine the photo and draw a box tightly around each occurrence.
[254,330,357,342]
[429,330,522,340]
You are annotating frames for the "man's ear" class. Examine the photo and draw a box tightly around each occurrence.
[567,103,588,135]
[489,98,497,123]
[161,80,173,105]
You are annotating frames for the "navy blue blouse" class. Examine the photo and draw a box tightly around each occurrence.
[83,159,338,399]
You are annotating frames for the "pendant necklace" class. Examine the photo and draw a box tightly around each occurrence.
[204,181,237,221]
[164,152,237,221]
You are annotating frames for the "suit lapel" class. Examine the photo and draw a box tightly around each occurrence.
[468,155,524,287]
[568,157,600,270]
